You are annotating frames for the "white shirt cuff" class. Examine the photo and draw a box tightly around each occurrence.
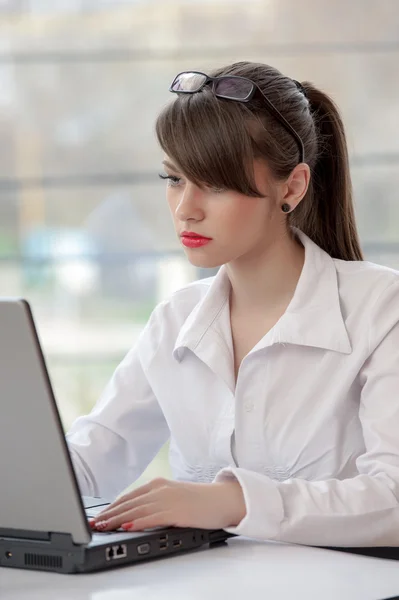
[213,467,285,540]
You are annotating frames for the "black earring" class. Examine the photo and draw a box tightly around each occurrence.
[281,203,291,213]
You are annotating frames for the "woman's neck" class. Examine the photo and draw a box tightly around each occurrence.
[226,229,305,314]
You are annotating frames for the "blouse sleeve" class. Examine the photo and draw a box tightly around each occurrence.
[214,280,399,547]
[66,305,170,500]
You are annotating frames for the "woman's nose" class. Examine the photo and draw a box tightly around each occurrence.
[175,185,205,222]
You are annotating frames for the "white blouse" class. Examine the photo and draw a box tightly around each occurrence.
[67,229,399,547]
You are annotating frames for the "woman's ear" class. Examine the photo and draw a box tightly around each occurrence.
[281,163,311,210]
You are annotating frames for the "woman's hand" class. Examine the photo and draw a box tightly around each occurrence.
[90,477,246,532]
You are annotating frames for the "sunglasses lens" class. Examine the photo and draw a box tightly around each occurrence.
[171,72,207,92]
[214,78,253,100]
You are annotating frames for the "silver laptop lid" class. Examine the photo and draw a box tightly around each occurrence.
[0,299,90,545]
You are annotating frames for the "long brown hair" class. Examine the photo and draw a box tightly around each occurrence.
[156,61,363,261]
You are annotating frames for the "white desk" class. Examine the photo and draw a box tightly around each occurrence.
[1,537,399,600]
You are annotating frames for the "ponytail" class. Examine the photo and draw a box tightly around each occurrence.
[290,82,364,261]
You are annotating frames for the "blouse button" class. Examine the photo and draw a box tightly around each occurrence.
[244,401,254,412]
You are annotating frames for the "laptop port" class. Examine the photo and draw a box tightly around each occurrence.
[137,543,151,555]
[159,534,168,543]
[105,544,127,561]
[114,544,127,559]
[172,539,182,548]
[160,542,168,551]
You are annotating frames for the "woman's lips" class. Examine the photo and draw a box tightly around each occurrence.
[181,235,212,248]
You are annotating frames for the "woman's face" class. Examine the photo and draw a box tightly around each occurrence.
[162,157,283,269]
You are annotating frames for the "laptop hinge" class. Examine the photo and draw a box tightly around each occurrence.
[0,527,50,542]
[49,532,80,550]
[0,528,78,549]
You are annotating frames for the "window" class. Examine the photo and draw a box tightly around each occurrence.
[1,0,399,485]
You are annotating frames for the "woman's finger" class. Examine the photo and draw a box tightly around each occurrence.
[95,490,155,522]
[97,478,169,517]
[94,501,160,532]
[123,511,173,532]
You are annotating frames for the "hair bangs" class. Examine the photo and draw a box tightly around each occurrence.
[155,90,263,197]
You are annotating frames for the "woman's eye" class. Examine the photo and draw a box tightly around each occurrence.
[158,173,181,187]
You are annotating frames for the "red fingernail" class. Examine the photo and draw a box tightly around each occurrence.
[121,522,134,531]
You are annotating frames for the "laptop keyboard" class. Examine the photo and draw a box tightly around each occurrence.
[85,505,107,518]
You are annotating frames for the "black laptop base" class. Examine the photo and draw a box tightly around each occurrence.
[0,526,233,574]
[322,545,399,561]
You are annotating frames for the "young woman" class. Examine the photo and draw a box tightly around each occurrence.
[67,61,399,547]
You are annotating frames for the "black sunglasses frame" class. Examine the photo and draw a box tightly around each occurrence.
[169,71,305,164]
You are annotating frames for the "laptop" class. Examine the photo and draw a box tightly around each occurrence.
[0,298,233,574]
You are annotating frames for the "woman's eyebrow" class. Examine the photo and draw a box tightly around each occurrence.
[162,159,180,172]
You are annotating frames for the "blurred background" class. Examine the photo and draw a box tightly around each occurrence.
[1,0,399,486]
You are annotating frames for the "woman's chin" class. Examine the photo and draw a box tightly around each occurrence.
[184,251,224,270]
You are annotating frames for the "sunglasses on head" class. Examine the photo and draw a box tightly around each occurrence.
[169,71,305,164]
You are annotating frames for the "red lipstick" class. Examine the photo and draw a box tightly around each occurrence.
[180,231,212,248]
